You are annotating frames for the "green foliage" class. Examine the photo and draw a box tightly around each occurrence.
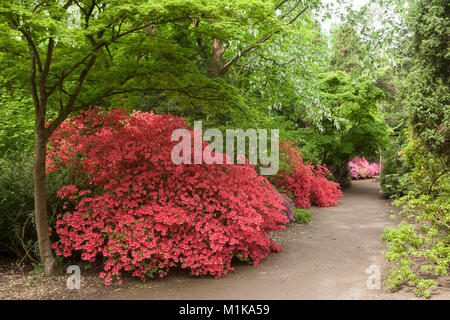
[0,153,74,260]
[402,0,449,159]
[0,0,331,156]
[0,153,35,259]
[379,0,449,298]
[301,71,391,185]
[0,0,341,269]
[0,86,34,156]
[380,136,410,198]
[294,208,312,224]
[330,23,364,74]
[381,137,449,298]
[1,1,443,301]
[236,15,329,129]
[0,0,262,121]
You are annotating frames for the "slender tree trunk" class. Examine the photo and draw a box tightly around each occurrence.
[212,38,223,75]
[26,38,57,276]
[34,121,57,277]
[379,149,383,173]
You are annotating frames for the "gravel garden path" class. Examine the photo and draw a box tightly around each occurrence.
[93,180,450,300]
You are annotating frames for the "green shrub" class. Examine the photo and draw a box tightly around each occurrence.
[0,153,35,259]
[0,153,74,261]
[380,138,410,198]
[0,88,35,157]
[294,208,312,224]
[381,138,449,298]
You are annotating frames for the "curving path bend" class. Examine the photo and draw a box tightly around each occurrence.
[93,180,450,300]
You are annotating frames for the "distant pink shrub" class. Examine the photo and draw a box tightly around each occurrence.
[368,162,380,177]
[348,161,360,179]
[348,157,380,180]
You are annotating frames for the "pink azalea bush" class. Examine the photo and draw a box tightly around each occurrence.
[48,107,288,285]
[270,141,343,208]
[348,157,380,180]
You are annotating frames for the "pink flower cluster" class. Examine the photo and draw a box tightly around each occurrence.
[348,157,380,179]
[48,107,288,285]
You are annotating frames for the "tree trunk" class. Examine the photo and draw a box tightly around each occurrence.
[379,149,383,173]
[212,38,223,75]
[34,126,57,276]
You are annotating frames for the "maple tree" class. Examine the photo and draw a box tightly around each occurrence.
[0,0,319,275]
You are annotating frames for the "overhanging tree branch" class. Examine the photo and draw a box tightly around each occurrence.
[288,5,308,25]
[47,25,148,97]
[29,48,40,113]
[46,55,97,137]
[275,0,290,10]
[40,38,54,100]
[18,28,43,74]
[220,3,309,75]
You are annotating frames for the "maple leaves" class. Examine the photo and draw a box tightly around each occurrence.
[48,107,288,285]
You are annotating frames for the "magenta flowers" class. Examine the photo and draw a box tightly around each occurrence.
[348,157,380,179]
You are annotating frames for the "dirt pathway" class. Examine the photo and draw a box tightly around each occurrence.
[92,180,449,300]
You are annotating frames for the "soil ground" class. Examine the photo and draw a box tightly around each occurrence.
[1,180,449,300]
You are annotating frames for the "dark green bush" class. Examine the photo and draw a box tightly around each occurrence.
[0,152,74,262]
[380,138,410,198]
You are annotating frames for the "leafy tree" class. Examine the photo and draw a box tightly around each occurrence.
[330,23,364,74]
[301,71,391,185]
[380,0,449,298]
[236,16,330,132]
[1,0,206,276]
[402,0,449,160]
[0,0,326,275]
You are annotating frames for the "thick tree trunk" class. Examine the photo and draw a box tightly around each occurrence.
[34,127,57,276]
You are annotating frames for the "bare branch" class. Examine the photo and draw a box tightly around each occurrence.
[235,54,258,80]
[46,55,96,137]
[220,34,271,75]
[47,25,143,95]
[279,1,302,20]
[62,0,75,9]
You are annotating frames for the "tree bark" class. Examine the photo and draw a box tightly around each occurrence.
[34,124,57,277]
[212,38,223,75]
[27,40,58,277]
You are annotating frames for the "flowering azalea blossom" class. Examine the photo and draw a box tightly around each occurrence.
[48,107,288,285]
[348,157,380,180]
[270,141,343,209]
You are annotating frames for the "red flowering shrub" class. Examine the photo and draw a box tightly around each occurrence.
[309,164,344,207]
[270,141,343,208]
[48,107,287,285]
